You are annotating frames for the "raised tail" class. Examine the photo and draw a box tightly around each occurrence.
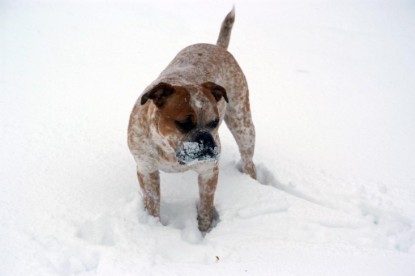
[216,7,235,50]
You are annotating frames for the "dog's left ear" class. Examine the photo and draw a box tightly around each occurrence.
[141,82,175,107]
[202,82,229,103]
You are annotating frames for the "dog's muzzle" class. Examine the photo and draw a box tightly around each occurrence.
[176,130,219,165]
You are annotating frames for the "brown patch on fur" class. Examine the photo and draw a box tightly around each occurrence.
[156,85,196,136]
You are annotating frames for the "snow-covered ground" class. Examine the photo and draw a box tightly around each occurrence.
[1,0,415,275]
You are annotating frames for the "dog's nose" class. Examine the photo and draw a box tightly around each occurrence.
[176,130,218,165]
[194,131,216,152]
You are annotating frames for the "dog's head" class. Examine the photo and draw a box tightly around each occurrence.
[141,82,228,165]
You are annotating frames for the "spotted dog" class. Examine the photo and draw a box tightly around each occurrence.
[128,8,256,232]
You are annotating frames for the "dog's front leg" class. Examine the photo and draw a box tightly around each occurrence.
[197,165,219,232]
[137,170,160,218]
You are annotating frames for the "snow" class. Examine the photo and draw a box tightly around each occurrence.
[176,141,219,165]
[1,0,415,275]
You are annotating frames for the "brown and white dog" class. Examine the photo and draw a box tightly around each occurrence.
[128,8,256,232]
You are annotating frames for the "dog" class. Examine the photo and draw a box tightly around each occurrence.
[128,7,256,232]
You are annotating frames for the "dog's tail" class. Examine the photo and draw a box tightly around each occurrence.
[216,6,235,50]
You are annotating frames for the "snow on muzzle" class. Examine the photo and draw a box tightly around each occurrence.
[176,130,219,165]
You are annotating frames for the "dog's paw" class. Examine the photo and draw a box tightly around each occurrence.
[244,161,257,180]
[236,160,257,180]
[197,206,220,233]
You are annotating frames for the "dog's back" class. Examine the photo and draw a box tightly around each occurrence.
[151,7,237,87]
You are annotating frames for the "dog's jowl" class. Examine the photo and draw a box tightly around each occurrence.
[128,8,256,232]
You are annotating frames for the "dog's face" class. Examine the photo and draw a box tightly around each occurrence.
[141,82,228,165]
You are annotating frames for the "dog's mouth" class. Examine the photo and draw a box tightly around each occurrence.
[176,130,219,165]
[176,141,219,165]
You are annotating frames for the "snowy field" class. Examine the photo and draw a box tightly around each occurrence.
[1,0,415,275]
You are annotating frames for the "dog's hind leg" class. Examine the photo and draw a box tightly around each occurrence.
[224,83,257,180]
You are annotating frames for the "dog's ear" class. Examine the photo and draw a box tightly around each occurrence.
[202,82,229,103]
[141,82,175,107]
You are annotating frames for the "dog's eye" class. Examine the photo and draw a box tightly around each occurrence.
[175,116,195,133]
[206,118,220,129]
